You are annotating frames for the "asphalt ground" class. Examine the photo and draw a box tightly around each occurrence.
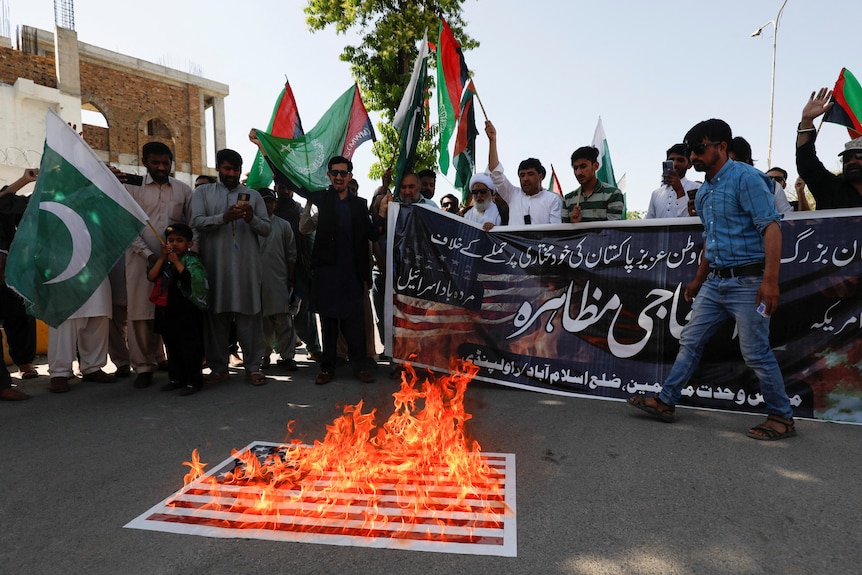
[2,351,861,575]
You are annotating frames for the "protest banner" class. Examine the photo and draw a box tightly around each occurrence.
[388,205,862,423]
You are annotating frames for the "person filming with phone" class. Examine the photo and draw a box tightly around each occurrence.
[191,149,271,388]
[646,143,701,219]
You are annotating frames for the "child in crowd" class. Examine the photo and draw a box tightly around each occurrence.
[147,223,208,396]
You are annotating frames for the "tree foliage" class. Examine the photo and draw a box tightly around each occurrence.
[305,0,477,177]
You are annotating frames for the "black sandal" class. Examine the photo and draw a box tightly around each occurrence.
[627,395,675,422]
[747,414,796,441]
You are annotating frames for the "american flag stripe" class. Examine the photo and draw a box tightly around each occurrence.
[126,441,517,557]
[145,513,506,545]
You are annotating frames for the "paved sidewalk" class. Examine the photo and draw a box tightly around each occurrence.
[2,352,861,574]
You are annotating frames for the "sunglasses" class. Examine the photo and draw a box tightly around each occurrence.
[329,169,350,177]
[768,175,786,183]
[471,188,490,195]
[441,202,457,209]
[686,141,720,155]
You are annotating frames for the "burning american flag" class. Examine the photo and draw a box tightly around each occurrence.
[126,363,517,556]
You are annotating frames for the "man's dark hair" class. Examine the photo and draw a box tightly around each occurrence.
[441,193,458,205]
[768,166,788,179]
[328,155,353,172]
[195,175,216,184]
[518,157,546,178]
[216,148,243,168]
[142,141,173,162]
[729,137,754,165]
[417,169,436,180]
[571,146,599,165]
[684,119,733,149]
[666,143,687,158]
[164,222,193,241]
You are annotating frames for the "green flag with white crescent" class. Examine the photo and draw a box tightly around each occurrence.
[6,109,149,327]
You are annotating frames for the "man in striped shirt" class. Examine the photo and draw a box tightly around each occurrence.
[563,146,624,223]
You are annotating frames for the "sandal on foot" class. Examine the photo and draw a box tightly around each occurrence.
[747,414,796,441]
[18,364,39,379]
[627,395,676,422]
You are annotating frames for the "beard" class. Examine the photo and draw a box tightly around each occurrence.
[473,197,490,212]
[844,163,862,182]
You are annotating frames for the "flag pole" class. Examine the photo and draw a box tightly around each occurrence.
[471,80,489,121]
[146,220,166,246]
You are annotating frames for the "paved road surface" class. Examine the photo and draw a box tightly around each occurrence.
[2,353,860,574]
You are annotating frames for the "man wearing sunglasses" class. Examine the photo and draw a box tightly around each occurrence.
[292,156,377,386]
[796,88,862,208]
[463,173,501,230]
[629,119,796,441]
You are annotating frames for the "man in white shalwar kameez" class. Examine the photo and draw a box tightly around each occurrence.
[122,142,194,388]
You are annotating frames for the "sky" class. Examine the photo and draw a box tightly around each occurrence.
[5,0,860,212]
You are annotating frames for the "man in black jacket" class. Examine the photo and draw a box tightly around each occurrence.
[293,156,376,385]
[796,87,862,209]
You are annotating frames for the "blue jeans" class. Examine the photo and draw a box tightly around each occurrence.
[659,274,793,419]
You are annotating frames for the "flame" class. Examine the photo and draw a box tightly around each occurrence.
[176,361,505,539]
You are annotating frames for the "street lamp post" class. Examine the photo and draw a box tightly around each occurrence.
[752,0,789,169]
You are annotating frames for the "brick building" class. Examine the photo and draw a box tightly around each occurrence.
[0,24,229,186]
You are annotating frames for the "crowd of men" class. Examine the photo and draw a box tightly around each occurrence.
[0,88,860,424]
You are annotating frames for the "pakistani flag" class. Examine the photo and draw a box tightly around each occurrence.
[6,109,149,327]
[592,116,626,218]
[393,33,430,194]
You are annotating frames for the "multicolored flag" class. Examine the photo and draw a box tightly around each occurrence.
[341,83,376,160]
[6,109,149,327]
[246,78,305,190]
[548,164,564,195]
[436,18,471,175]
[255,84,376,192]
[393,34,430,194]
[453,80,478,202]
[823,68,862,138]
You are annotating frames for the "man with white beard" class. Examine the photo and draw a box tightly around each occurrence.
[463,173,502,230]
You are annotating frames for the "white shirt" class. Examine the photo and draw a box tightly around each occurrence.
[463,201,501,227]
[489,163,562,225]
[646,176,700,218]
[772,181,794,214]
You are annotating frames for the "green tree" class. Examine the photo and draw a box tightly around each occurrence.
[304,0,477,179]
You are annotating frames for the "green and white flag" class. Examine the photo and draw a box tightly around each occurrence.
[591,116,617,188]
[393,33,430,194]
[592,116,626,218]
[6,109,149,327]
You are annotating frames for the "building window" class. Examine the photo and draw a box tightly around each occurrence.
[146,118,172,139]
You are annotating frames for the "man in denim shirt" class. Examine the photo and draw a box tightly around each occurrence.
[628,119,796,441]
